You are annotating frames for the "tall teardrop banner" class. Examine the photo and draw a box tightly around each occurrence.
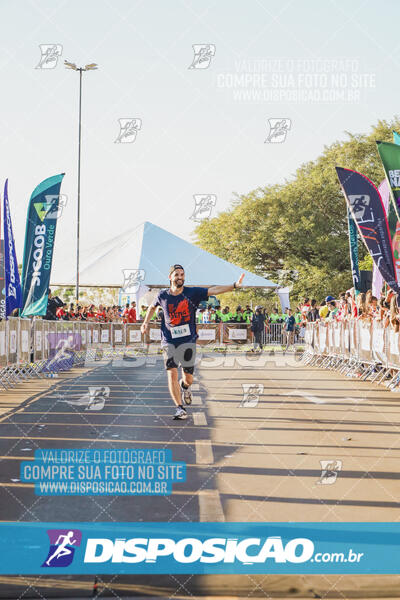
[336,166,400,296]
[347,207,361,294]
[376,140,400,223]
[21,173,65,317]
[372,179,390,297]
[3,180,22,316]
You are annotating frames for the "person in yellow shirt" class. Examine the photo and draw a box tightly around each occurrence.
[319,301,329,319]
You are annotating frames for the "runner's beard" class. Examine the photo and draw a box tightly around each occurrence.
[175,279,184,289]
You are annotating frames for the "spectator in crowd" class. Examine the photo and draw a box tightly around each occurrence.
[269,308,281,324]
[356,293,366,319]
[251,306,265,352]
[221,307,230,322]
[389,295,400,332]
[319,300,329,320]
[45,290,64,321]
[55,302,67,320]
[202,306,211,323]
[233,306,244,322]
[122,303,130,323]
[283,308,296,352]
[301,297,311,318]
[87,305,96,320]
[127,301,136,323]
[242,305,252,323]
[306,299,319,322]
[326,300,338,321]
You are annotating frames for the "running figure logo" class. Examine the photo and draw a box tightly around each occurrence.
[240,383,264,407]
[190,195,217,222]
[63,386,110,411]
[115,118,142,143]
[264,118,291,143]
[317,460,342,485]
[42,529,82,567]
[36,44,63,69]
[348,195,373,223]
[188,44,216,69]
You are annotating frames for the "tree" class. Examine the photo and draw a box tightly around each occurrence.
[194,118,400,303]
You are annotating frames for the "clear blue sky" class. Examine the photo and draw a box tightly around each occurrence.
[0,0,399,276]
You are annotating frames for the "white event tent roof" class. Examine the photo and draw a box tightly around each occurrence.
[51,221,276,289]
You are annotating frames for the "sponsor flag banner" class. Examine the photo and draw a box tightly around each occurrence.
[0,522,398,574]
[393,130,400,145]
[347,207,360,293]
[3,180,22,316]
[0,245,5,320]
[376,140,400,222]
[335,167,400,295]
[21,173,64,316]
[372,179,391,297]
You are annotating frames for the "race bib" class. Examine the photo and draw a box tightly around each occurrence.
[171,324,190,339]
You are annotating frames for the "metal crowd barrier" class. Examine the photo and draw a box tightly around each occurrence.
[302,319,400,390]
[0,319,302,392]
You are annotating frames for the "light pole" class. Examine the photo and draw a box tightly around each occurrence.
[65,60,98,302]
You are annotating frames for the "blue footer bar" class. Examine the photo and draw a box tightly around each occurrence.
[1,522,398,574]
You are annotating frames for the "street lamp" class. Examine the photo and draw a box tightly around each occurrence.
[65,60,98,302]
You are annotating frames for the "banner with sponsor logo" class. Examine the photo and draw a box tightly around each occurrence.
[0,242,5,320]
[372,179,391,297]
[21,173,64,317]
[376,140,400,223]
[336,167,400,295]
[347,207,360,294]
[3,180,22,317]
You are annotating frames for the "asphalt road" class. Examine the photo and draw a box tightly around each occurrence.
[0,350,399,597]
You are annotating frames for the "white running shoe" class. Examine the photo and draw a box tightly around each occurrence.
[173,406,187,420]
[180,380,192,405]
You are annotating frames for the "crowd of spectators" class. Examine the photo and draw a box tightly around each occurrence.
[45,291,142,323]
[297,290,397,328]
[195,305,291,324]
[45,289,389,329]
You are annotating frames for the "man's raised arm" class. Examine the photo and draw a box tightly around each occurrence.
[208,273,245,296]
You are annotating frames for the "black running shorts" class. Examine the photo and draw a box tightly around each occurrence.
[162,342,196,374]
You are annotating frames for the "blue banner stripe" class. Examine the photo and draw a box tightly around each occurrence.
[0,522,399,574]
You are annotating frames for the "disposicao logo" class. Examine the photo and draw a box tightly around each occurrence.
[82,535,314,564]
[42,529,82,567]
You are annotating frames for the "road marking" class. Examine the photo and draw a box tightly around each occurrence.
[281,390,325,404]
[193,412,207,426]
[199,490,225,522]
[191,395,203,406]
[195,439,214,464]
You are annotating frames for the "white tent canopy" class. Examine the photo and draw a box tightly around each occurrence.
[51,221,276,289]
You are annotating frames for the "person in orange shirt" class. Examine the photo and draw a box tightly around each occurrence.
[127,301,136,323]
[96,305,106,322]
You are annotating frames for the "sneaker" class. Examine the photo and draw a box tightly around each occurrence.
[173,406,187,420]
[180,380,192,405]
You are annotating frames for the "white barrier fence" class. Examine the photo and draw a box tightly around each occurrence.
[0,319,302,392]
[0,320,293,391]
[303,320,400,388]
